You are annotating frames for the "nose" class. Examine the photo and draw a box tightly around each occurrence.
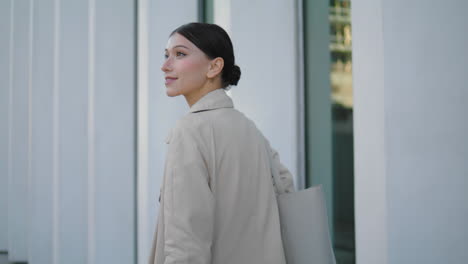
[161,58,171,73]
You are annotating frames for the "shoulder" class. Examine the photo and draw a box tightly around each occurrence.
[167,113,212,146]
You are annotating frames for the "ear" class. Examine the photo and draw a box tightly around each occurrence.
[207,57,224,79]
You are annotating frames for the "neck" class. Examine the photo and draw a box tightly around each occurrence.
[184,79,222,107]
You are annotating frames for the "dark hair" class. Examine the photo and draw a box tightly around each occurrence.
[170,22,241,89]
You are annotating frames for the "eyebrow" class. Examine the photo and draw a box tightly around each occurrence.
[165,45,190,51]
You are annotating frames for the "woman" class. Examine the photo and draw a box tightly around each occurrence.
[149,22,294,264]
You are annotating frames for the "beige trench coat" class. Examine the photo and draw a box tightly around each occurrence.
[149,89,295,264]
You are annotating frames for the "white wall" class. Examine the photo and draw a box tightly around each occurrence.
[30,0,55,263]
[229,0,301,187]
[0,0,12,253]
[353,0,468,263]
[137,1,198,264]
[3,0,136,263]
[92,0,135,263]
[383,1,468,263]
[352,0,388,263]
[9,0,32,260]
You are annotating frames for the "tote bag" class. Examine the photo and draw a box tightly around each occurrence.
[269,154,337,264]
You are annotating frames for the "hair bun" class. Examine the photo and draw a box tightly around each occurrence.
[230,65,241,86]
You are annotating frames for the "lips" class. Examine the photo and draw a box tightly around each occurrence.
[165,76,177,85]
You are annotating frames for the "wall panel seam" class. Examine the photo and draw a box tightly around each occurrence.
[133,0,139,263]
[137,1,149,263]
[27,0,34,258]
[87,0,96,263]
[7,0,14,252]
[53,0,61,263]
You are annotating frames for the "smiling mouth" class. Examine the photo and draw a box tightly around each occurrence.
[165,77,177,85]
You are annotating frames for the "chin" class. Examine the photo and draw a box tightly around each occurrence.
[165,87,180,97]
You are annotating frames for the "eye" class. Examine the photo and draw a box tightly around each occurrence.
[176,51,186,57]
[164,53,169,59]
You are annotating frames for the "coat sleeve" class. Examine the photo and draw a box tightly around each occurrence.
[268,145,296,194]
[163,129,214,264]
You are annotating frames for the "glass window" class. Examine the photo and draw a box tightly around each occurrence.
[330,0,355,263]
[305,0,355,263]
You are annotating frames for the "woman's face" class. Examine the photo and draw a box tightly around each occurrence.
[162,33,212,97]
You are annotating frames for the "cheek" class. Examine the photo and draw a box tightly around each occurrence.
[179,59,206,74]
[178,60,208,87]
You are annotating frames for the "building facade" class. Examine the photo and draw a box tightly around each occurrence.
[1,0,467,264]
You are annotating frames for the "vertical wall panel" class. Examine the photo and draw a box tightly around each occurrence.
[383,1,468,263]
[94,0,136,263]
[29,0,55,263]
[353,0,468,263]
[58,0,89,263]
[4,1,137,263]
[136,1,150,263]
[9,0,31,261]
[0,0,12,252]
[138,1,198,263]
[351,0,388,263]
[229,0,300,183]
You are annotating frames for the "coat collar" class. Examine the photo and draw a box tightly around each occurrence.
[166,89,234,144]
[189,88,234,113]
